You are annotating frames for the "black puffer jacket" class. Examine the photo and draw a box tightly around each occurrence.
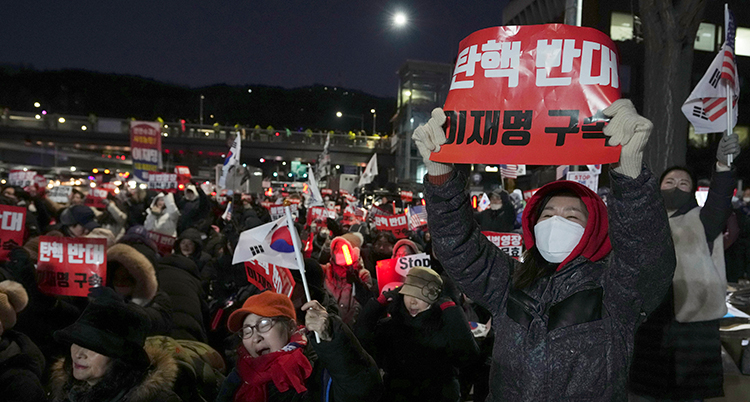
[156,255,209,343]
[355,294,478,402]
[0,330,47,402]
[173,228,211,272]
[424,167,675,401]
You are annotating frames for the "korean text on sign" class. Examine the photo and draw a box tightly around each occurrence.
[8,170,37,187]
[148,231,176,257]
[0,205,26,261]
[130,121,162,183]
[37,236,107,297]
[244,260,296,297]
[482,231,523,260]
[433,24,621,166]
[374,214,409,239]
[148,172,179,192]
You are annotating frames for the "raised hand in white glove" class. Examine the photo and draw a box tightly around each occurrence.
[412,108,453,177]
[602,99,653,179]
[716,132,740,170]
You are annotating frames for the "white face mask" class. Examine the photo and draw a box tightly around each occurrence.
[489,203,502,210]
[533,215,585,263]
[743,197,750,203]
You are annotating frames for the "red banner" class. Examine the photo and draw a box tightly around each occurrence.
[244,260,296,297]
[0,205,26,261]
[321,188,333,196]
[482,231,523,259]
[433,24,621,166]
[400,191,413,202]
[375,253,432,296]
[174,166,192,187]
[374,213,409,239]
[85,183,115,209]
[37,236,107,297]
[149,231,176,257]
[148,172,179,193]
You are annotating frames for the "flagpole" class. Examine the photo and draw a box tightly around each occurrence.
[284,206,321,343]
[725,3,734,166]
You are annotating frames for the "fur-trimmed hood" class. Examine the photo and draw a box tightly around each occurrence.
[107,244,158,302]
[48,343,179,402]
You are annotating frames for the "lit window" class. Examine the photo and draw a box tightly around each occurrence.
[736,27,750,57]
[610,12,633,42]
[694,23,716,52]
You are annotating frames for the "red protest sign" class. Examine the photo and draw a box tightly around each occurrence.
[174,166,192,184]
[375,253,432,296]
[84,183,115,209]
[339,189,350,197]
[482,231,523,260]
[244,260,296,297]
[37,236,107,297]
[0,205,26,261]
[374,213,409,239]
[148,172,179,193]
[321,188,333,196]
[149,231,176,256]
[400,191,413,202]
[261,201,273,210]
[433,24,621,166]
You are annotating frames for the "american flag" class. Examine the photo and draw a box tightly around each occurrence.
[500,164,518,179]
[701,8,737,122]
[407,205,428,230]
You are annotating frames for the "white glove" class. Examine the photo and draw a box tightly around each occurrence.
[412,108,453,177]
[716,132,740,168]
[602,99,653,179]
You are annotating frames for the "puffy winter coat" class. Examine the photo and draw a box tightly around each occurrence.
[156,254,209,343]
[48,342,182,402]
[424,168,675,401]
[0,330,47,402]
[355,294,478,402]
[145,193,180,237]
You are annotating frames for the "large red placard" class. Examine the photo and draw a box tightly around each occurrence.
[37,236,107,297]
[433,24,621,165]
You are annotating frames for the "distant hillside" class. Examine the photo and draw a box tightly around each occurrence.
[0,67,396,133]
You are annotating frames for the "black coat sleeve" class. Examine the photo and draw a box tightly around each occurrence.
[310,315,383,402]
[605,166,676,321]
[440,301,480,369]
[700,168,735,242]
[424,170,515,314]
[139,290,174,335]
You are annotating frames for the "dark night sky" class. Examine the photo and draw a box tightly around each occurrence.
[2,1,509,98]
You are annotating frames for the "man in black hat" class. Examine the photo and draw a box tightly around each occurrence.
[59,205,99,237]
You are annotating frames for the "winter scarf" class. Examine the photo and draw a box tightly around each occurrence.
[234,332,312,402]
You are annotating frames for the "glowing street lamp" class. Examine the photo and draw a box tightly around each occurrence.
[370,109,377,135]
[394,12,407,27]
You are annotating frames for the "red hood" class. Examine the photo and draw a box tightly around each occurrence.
[521,180,611,271]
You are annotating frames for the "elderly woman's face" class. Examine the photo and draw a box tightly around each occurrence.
[241,313,290,358]
[71,344,111,386]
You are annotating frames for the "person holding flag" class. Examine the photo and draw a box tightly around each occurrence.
[222,206,382,401]
[413,100,676,401]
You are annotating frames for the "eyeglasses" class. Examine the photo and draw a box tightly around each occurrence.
[238,317,276,339]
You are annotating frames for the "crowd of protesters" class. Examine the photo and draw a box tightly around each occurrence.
[0,99,746,401]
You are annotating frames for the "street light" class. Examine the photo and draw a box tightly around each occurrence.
[199,94,205,125]
[370,109,377,135]
[394,12,407,27]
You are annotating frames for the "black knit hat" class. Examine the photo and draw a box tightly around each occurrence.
[54,292,151,369]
